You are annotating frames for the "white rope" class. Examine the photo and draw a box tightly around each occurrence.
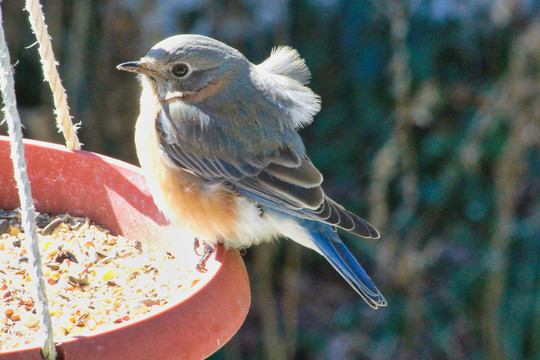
[25,0,81,151]
[0,6,57,360]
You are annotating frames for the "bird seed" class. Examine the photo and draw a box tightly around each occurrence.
[0,209,202,351]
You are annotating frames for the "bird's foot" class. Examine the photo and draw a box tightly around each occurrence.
[195,243,215,273]
[193,237,202,256]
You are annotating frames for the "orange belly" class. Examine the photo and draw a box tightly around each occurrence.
[150,161,239,242]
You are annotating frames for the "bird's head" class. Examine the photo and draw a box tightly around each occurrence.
[117,34,248,102]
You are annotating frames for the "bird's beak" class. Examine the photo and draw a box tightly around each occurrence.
[117,61,146,73]
[116,61,165,79]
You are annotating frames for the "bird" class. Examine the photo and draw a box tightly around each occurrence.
[117,34,386,309]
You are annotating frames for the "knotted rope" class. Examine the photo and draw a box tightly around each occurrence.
[25,0,81,151]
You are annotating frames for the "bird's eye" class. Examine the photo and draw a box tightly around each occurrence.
[171,63,189,77]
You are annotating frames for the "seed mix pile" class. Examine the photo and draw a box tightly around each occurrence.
[0,210,202,350]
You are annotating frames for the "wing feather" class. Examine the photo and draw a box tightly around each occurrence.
[156,92,379,238]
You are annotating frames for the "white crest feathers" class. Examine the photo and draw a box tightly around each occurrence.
[258,46,312,85]
[254,45,321,129]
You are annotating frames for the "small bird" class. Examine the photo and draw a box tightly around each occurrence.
[117,35,386,308]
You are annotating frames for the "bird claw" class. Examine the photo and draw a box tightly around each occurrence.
[195,238,215,272]
[193,237,202,256]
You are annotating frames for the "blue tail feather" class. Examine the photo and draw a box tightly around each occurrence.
[299,219,387,309]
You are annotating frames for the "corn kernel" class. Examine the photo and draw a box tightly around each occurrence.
[102,270,115,281]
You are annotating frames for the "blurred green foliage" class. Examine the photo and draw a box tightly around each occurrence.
[1,0,539,359]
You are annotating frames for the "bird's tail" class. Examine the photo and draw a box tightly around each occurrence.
[299,219,387,309]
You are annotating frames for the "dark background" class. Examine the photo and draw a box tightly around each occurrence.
[2,1,539,359]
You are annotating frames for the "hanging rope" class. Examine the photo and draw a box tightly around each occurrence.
[0,5,57,360]
[25,0,81,151]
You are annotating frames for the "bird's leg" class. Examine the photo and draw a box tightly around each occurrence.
[193,237,202,256]
[193,237,215,271]
[196,243,215,273]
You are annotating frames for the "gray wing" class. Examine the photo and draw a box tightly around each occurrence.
[156,100,379,239]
